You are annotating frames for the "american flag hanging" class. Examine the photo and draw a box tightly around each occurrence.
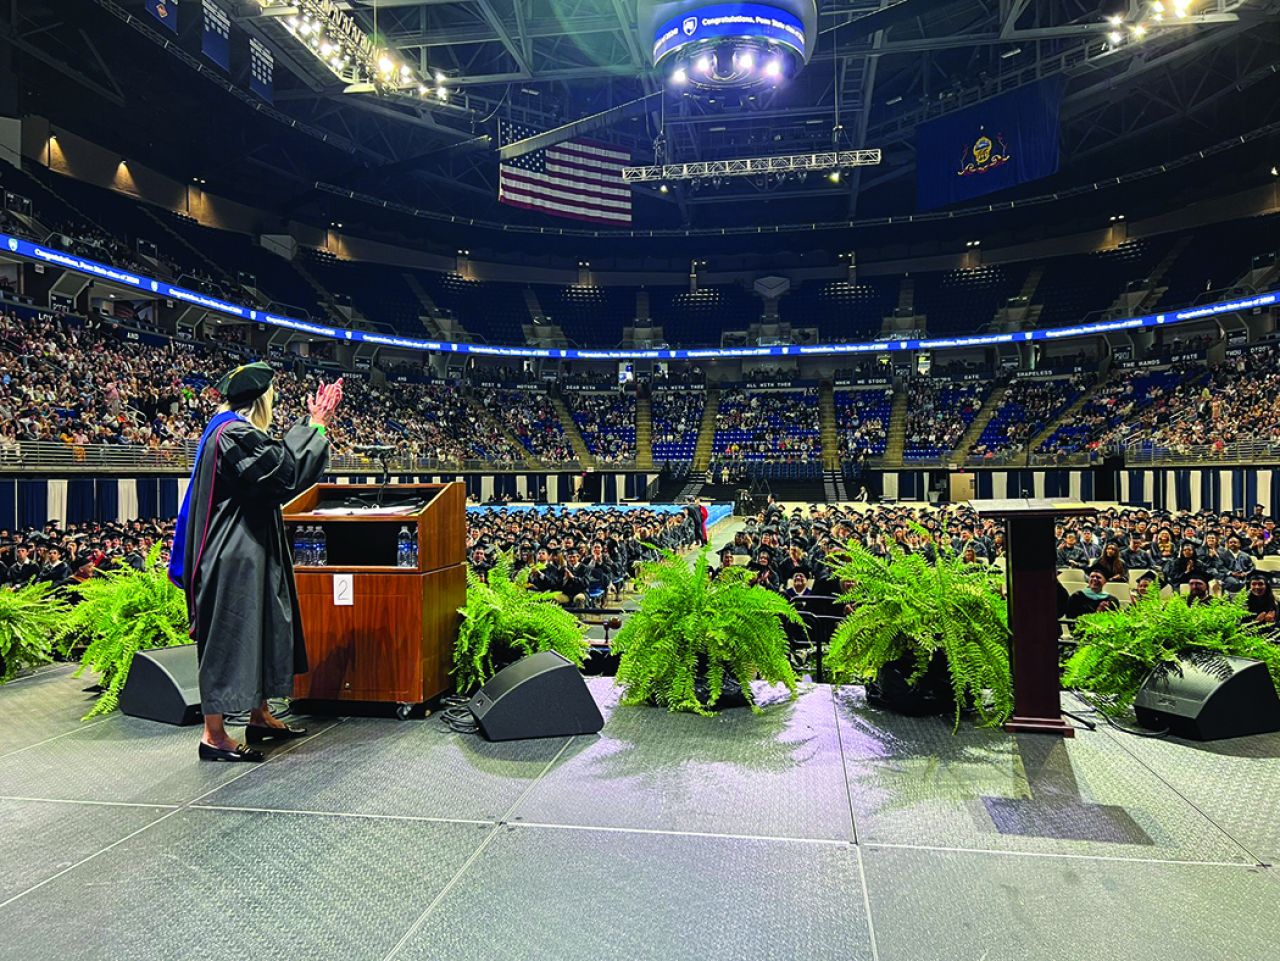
[498,120,632,226]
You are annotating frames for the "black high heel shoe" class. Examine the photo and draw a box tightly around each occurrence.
[245,722,309,744]
[199,741,265,763]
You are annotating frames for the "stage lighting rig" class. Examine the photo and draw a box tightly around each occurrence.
[256,0,449,101]
[642,0,817,92]
[622,149,880,184]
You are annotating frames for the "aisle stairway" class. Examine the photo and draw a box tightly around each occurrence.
[635,394,653,469]
[692,388,722,473]
[400,273,439,334]
[822,470,848,503]
[819,380,839,470]
[551,394,594,466]
[949,383,1010,461]
[883,388,910,466]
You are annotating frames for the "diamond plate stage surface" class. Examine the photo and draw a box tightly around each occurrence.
[1,676,1278,961]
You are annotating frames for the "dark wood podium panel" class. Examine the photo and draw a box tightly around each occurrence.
[291,567,464,704]
[971,499,1097,738]
[283,482,467,707]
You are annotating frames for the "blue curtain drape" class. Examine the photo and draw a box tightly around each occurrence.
[67,478,97,524]
[95,478,119,523]
[17,479,47,529]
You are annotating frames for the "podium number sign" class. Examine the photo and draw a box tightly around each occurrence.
[333,573,353,606]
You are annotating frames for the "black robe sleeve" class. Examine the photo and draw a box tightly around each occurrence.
[220,419,330,503]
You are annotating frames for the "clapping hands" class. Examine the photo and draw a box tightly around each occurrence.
[307,378,344,428]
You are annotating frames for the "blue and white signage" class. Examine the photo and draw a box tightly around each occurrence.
[0,231,1274,362]
[652,3,807,65]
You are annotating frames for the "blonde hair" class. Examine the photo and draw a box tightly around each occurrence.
[220,384,274,432]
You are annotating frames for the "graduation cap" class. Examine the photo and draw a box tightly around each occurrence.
[1136,569,1158,584]
[1086,564,1110,578]
[1186,568,1211,585]
[215,361,275,406]
[718,545,735,558]
[1248,570,1272,586]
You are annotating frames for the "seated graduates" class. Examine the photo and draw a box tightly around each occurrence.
[747,545,780,592]
[1165,543,1201,588]
[582,541,621,600]
[560,547,590,606]
[1244,571,1277,628]
[38,545,71,586]
[1095,542,1128,583]
[469,545,494,583]
[1056,531,1089,571]
[1121,534,1151,571]
[1064,566,1121,620]
[712,544,737,580]
[1184,568,1213,605]
[5,543,40,586]
[1131,569,1159,603]
[1220,534,1256,593]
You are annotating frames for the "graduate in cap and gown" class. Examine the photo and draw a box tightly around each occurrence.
[169,362,343,762]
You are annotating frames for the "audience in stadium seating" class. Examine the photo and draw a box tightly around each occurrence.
[566,390,636,463]
[712,387,820,464]
[835,388,892,460]
[903,380,986,460]
[478,389,576,464]
[970,373,1094,458]
[651,389,705,464]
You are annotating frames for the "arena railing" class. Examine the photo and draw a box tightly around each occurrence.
[0,442,645,474]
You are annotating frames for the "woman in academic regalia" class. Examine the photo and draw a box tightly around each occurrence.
[169,362,343,762]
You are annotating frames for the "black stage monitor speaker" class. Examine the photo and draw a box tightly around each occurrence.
[469,651,604,742]
[1134,655,1280,741]
[119,644,202,726]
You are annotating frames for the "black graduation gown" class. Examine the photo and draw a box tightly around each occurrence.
[183,418,329,715]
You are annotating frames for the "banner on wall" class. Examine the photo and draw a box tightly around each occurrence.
[916,77,1067,212]
[249,37,274,103]
[146,0,178,32]
[201,0,231,71]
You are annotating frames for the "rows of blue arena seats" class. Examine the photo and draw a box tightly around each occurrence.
[1032,239,1169,327]
[913,263,1029,334]
[6,164,1280,354]
[712,387,821,461]
[565,389,636,463]
[413,272,530,345]
[529,284,636,347]
[301,250,423,337]
[477,389,575,463]
[974,374,1094,454]
[835,387,893,458]
[651,388,705,463]
[777,277,897,341]
[902,380,990,460]
[648,285,759,346]
[722,461,824,481]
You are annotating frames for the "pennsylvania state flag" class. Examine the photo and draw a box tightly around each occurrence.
[916,77,1066,212]
[146,0,178,33]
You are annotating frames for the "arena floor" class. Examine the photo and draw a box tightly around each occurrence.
[1,663,1277,961]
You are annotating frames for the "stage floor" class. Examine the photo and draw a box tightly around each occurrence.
[1,667,1277,961]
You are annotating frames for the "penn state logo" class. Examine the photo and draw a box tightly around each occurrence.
[682,16,698,35]
[149,280,159,292]
[6,237,17,252]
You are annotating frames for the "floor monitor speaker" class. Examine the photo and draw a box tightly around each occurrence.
[119,643,202,725]
[1133,655,1280,740]
[469,651,604,741]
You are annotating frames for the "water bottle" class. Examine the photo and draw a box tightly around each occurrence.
[315,525,327,567]
[397,525,412,568]
[293,525,306,565]
[408,528,419,568]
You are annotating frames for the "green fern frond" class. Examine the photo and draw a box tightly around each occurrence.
[453,551,590,694]
[612,545,800,715]
[0,582,72,683]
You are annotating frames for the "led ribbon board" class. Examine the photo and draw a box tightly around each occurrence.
[1,232,1273,361]
[652,3,807,65]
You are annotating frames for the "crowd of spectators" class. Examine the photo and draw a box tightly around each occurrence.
[970,373,1094,458]
[1037,367,1190,456]
[835,387,892,460]
[903,380,986,459]
[713,387,820,463]
[478,389,576,464]
[566,390,636,463]
[1095,348,1280,456]
[651,389,705,462]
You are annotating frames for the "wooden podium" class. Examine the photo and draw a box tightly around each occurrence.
[972,498,1096,738]
[282,482,466,716]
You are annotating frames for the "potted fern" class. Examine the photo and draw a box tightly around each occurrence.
[454,552,590,694]
[611,546,802,715]
[825,531,1013,727]
[55,546,190,719]
[0,581,72,683]
[1063,589,1280,715]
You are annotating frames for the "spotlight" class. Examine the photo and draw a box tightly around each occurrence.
[695,54,712,74]
[378,55,394,74]
[1107,30,1123,44]
[736,50,755,71]
[1131,23,1147,38]
[1107,15,1123,26]
[659,184,669,193]
[1271,166,1278,177]
[828,170,841,183]
[764,59,782,79]
[672,67,688,85]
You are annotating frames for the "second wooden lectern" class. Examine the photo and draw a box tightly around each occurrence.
[972,498,1096,738]
[282,482,466,716]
